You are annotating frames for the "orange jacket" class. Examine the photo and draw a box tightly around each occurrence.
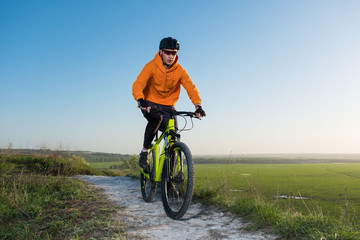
[132,52,202,106]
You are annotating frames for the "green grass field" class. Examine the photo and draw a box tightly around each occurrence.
[88,156,360,221]
[194,163,360,221]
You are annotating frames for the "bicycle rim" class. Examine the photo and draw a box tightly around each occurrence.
[161,142,194,219]
[140,148,157,202]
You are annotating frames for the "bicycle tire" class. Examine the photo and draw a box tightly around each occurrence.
[140,147,157,202]
[161,142,194,219]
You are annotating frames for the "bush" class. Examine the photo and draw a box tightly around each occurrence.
[0,154,102,176]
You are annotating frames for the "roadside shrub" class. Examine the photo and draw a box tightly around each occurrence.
[119,155,140,177]
[0,154,102,176]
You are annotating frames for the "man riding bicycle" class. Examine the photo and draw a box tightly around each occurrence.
[132,37,206,171]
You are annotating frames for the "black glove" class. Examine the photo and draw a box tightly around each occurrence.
[195,105,206,117]
[137,98,149,108]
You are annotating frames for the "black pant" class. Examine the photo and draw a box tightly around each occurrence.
[141,101,178,149]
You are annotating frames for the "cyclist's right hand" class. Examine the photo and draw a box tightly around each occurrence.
[137,98,151,112]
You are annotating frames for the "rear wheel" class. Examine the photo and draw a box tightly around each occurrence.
[161,142,194,219]
[140,147,157,202]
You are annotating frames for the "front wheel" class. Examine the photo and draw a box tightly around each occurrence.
[140,147,157,202]
[161,142,194,220]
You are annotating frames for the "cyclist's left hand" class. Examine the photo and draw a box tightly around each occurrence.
[195,105,206,118]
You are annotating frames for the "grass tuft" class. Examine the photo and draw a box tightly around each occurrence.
[0,153,126,239]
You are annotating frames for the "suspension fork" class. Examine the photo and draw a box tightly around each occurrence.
[164,132,170,182]
[163,118,182,182]
[164,135,184,182]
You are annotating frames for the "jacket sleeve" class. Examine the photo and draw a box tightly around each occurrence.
[132,63,152,101]
[180,69,202,106]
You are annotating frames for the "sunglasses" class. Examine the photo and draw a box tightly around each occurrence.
[163,50,178,56]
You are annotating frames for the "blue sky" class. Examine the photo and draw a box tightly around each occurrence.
[1,1,359,155]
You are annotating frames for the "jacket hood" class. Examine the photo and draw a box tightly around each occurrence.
[154,51,179,72]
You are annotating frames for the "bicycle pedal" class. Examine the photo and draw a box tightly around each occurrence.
[141,166,150,174]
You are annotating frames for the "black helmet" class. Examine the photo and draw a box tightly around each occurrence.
[159,37,180,50]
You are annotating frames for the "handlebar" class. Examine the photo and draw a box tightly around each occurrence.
[150,108,196,118]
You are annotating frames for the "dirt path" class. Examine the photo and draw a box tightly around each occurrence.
[77,176,277,240]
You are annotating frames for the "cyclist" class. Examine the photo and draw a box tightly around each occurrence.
[132,37,206,171]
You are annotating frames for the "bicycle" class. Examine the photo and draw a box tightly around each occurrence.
[140,108,198,220]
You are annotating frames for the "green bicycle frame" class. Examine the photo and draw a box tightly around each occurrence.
[142,118,179,182]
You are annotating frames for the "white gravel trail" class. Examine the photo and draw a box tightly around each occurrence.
[76,175,277,240]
